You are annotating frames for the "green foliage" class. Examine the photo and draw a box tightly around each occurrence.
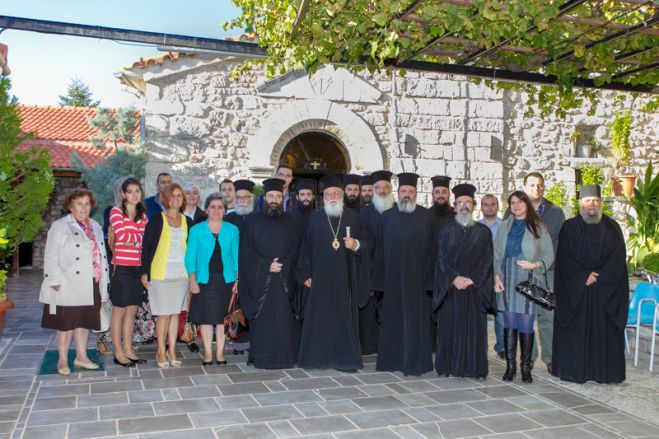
[74,108,145,222]
[224,0,657,118]
[0,228,7,302]
[641,253,659,275]
[0,78,55,265]
[58,77,100,107]
[609,110,632,168]
[544,181,569,211]
[626,162,659,271]
[570,164,613,217]
[253,184,264,200]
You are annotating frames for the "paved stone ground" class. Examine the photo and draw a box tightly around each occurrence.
[1,271,658,439]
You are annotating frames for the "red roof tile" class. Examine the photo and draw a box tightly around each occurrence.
[17,105,138,170]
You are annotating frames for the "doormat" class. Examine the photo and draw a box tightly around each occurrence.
[37,349,105,375]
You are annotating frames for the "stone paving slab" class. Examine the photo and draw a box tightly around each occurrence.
[2,272,659,439]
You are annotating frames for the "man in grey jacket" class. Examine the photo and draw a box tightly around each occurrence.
[505,172,565,374]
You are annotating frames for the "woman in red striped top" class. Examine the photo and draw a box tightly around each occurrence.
[109,178,149,367]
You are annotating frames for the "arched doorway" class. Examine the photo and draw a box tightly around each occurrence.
[280,131,350,179]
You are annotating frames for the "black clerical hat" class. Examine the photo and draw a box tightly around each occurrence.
[579,184,601,198]
[397,172,419,188]
[343,174,361,187]
[431,175,451,189]
[263,178,284,194]
[296,179,315,192]
[371,170,392,183]
[320,175,343,191]
[234,179,255,193]
[452,183,476,199]
[360,175,373,186]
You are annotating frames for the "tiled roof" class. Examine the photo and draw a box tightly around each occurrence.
[17,105,137,170]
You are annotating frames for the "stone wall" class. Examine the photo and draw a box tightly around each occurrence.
[137,57,657,215]
[31,174,83,269]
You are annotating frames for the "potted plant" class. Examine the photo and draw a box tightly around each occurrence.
[626,162,659,272]
[0,228,14,339]
[609,110,635,197]
[639,253,659,284]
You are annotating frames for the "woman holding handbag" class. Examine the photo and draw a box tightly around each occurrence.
[141,183,192,368]
[185,193,239,366]
[493,191,554,384]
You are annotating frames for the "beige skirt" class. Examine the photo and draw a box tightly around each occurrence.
[148,278,188,316]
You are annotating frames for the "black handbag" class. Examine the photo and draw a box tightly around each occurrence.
[515,262,555,310]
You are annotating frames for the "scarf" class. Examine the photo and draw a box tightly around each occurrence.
[504,219,526,259]
[77,219,102,283]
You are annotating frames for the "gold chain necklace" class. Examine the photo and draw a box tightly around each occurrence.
[326,212,343,251]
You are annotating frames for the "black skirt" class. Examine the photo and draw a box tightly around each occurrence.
[42,281,101,331]
[188,273,233,325]
[109,265,144,307]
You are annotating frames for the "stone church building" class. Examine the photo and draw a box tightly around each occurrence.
[117,51,657,206]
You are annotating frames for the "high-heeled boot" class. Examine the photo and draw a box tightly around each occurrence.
[520,332,534,383]
[502,328,518,381]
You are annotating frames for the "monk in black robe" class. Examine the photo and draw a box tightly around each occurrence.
[375,173,434,376]
[297,175,369,371]
[239,179,302,369]
[359,175,373,207]
[344,174,363,212]
[290,179,316,232]
[358,171,394,354]
[430,176,456,233]
[433,184,493,378]
[225,179,256,355]
[552,185,628,384]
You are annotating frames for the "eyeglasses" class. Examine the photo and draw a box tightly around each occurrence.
[455,200,473,206]
[235,195,253,201]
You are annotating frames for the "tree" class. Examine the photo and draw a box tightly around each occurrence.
[58,77,100,107]
[0,77,55,274]
[73,107,146,221]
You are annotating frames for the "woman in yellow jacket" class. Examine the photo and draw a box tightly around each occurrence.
[141,183,193,368]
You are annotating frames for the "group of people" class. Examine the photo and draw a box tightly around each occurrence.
[39,165,629,385]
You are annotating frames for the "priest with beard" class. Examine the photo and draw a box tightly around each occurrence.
[552,185,628,384]
[238,178,302,369]
[375,172,435,376]
[360,175,373,207]
[433,184,493,378]
[291,179,316,231]
[344,174,363,212]
[358,170,394,354]
[431,176,455,232]
[224,179,255,355]
[297,175,369,371]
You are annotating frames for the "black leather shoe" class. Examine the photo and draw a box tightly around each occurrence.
[233,349,244,355]
[127,357,147,364]
[520,332,534,383]
[114,357,135,367]
[502,328,518,381]
[497,351,505,359]
[546,363,553,375]
[187,342,200,353]
[215,359,228,365]
[202,360,213,366]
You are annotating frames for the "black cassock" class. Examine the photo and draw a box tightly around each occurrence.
[433,222,493,378]
[296,208,369,370]
[552,215,628,384]
[357,203,386,354]
[430,204,456,349]
[375,205,435,376]
[238,211,302,369]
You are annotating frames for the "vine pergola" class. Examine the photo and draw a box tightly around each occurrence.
[226,0,659,115]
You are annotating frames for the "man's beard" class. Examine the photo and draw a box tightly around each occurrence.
[432,202,452,216]
[397,198,417,214]
[324,199,344,217]
[580,206,603,224]
[300,200,314,211]
[234,203,254,216]
[455,211,475,227]
[266,202,283,218]
[345,195,359,206]
[361,195,372,204]
[372,193,394,214]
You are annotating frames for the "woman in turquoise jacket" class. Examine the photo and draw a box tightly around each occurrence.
[185,193,239,366]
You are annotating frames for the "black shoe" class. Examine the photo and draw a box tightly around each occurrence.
[233,349,245,355]
[520,332,534,383]
[187,342,200,353]
[127,357,147,364]
[114,357,135,367]
[215,359,228,365]
[502,328,518,381]
[202,360,214,366]
[497,351,505,359]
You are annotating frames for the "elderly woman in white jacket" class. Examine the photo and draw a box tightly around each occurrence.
[40,188,109,375]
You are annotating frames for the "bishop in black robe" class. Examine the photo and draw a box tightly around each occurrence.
[552,187,628,384]
[238,179,302,369]
[375,173,435,376]
[433,184,493,378]
[296,176,369,371]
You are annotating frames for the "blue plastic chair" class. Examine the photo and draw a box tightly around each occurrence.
[626,282,659,366]
[650,302,659,372]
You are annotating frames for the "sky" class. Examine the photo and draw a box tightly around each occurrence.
[0,0,243,107]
